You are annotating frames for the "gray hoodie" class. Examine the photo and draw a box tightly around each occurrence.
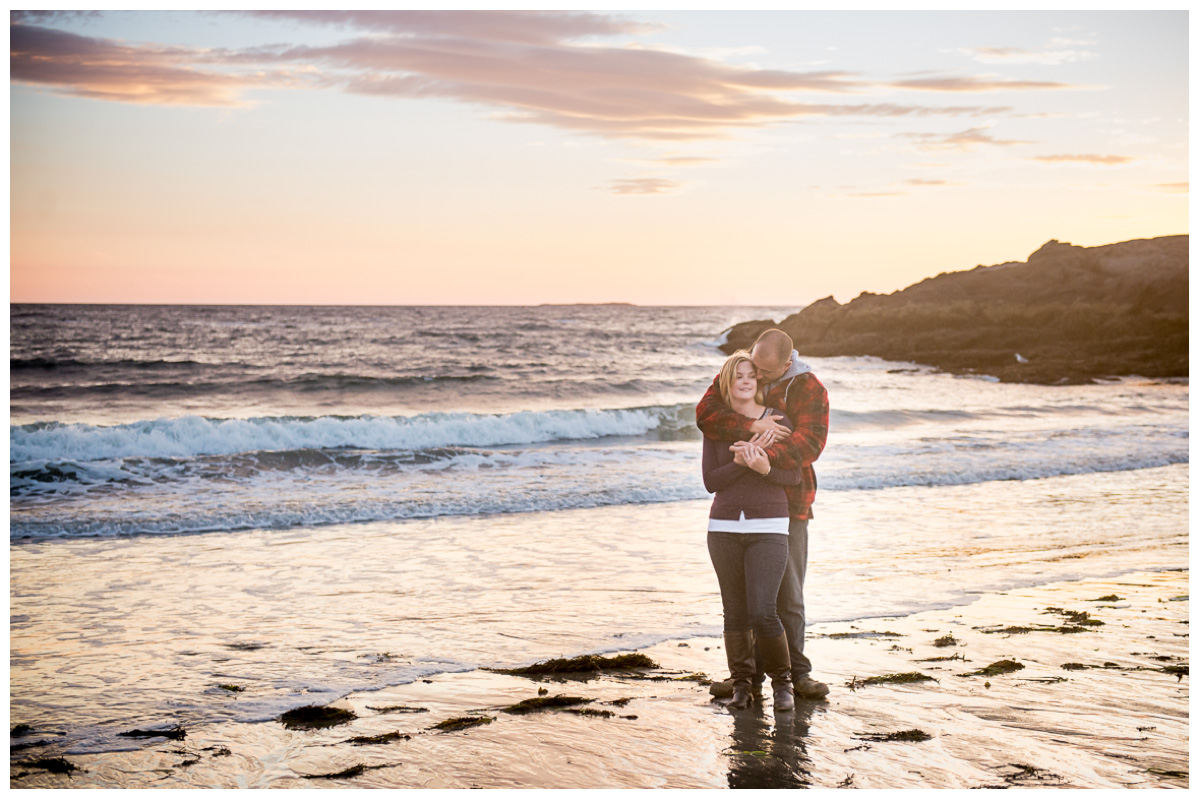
[764,350,813,407]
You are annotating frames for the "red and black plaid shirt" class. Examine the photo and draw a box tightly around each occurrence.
[695,371,829,519]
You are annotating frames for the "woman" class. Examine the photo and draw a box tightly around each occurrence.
[703,351,799,712]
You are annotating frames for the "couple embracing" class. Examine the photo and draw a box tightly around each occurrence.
[696,328,829,713]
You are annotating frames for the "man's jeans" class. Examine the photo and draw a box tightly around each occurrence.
[706,531,789,638]
[780,518,811,677]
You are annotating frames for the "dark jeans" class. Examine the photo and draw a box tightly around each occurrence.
[780,518,811,677]
[707,531,789,638]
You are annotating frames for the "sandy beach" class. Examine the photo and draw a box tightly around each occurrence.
[12,568,1187,789]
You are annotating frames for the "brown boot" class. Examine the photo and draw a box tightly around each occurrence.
[722,630,756,710]
[758,632,794,712]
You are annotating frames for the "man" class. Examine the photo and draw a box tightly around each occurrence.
[696,328,830,700]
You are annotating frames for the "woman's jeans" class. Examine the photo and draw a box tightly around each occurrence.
[707,531,789,637]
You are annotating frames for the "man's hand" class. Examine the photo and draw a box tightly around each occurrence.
[749,415,789,439]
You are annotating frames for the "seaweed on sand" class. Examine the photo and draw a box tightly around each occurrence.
[959,660,1024,678]
[824,630,902,639]
[932,635,957,648]
[567,708,615,718]
[491,653,659,676]
[846,672,934,690]
[279,705,358,730]
[366,705,429,714]
[11,723,33,737]
[346,732,410,745]
[119,726,187,740]
[1090,595,1123,602]
[301,762,399,780]
[16,757,80,775]
[218,684,244,693]
[502,695,594,714]
[1162,664,1188,681]
[1043,607,1104,626]
[918,653,966,663]
[854,729,932,743]
[430,716,494,732]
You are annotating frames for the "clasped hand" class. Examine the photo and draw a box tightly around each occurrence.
[730,437,771,475]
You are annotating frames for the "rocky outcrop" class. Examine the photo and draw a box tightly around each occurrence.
[719,236,1188,384]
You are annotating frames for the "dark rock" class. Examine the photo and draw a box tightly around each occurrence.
[717,236,1188,384]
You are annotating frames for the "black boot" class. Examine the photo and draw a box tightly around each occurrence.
[758,632,794,712]
[723,630,756,710]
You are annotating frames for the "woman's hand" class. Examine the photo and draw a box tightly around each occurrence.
[733,442,771,475]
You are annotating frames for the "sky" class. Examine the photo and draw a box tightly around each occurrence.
[9,8,1189,306]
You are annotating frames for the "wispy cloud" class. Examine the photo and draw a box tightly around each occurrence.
[845,191,908,197]
[9,24,276,106]
[901,125,1032,150]
[889,75,1075,92]
[903,178,962,186]
[1148,182,1188,193]
[952,43,1097,66]
[233,9,655,45]
[604,177,684,195]
[653,156,720,166]
[10,12,1024,141]
[1033,154,1134,165]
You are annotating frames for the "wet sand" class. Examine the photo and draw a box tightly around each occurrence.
[11,569,1188,789]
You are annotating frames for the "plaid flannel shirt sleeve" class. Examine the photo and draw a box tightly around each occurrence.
[764,374,828,471]
[695,376,756,442]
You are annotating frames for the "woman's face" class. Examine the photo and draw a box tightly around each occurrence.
[731,360,758,402]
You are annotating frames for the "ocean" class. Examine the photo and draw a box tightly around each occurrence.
[9,304,1189,756]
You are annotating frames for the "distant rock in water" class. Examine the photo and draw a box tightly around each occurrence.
[719,235,1187,384]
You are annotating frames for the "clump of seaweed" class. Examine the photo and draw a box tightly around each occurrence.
[1061,662,1092,670]
[366,705,429,714]
[918,653,966,663]
[846,672,934,690]
[567,708,615,718]
[825,631,902,639]
[502,695,593,715]
[301,762,399,780]
[605,698,634,707]
[1043,607,1104,626]
[492,653,658,676]
[279,705,358,730]
[17,757,80,775]
[933,635,957,648]
[1162,665,1188,681]
[11,723,33,737]
[346,732,410,746]
[854,729,932,743]
[119,726,187,741]
[960,660,1024,678]
[1090,595,1122,602]
[430,716,494,732]
[218,684,244,693]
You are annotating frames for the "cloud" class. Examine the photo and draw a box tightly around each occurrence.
[889,75,1075,92]
[4,12,1048,142]
[903,178,961,186]
[653,156,719,166]
[604,177,684,195]
[953,44,1097,65]
[1032,154,1134,165]
[233,9,655,45]
[9,23,270,106]
[901,125,1032,150]
[845,191,908,197]
[1148,182,1188,193]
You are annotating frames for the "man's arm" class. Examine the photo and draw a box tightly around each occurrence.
[763,374,828,471]
[695,376,788,441]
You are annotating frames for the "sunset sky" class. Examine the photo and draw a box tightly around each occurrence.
[10,8,1189,306]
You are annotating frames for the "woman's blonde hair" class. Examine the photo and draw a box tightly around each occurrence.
[718,350,763,407]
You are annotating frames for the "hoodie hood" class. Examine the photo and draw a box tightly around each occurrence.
[765,350,811,391]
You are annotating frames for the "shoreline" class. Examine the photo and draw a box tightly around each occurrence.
[12,568,1189,789]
